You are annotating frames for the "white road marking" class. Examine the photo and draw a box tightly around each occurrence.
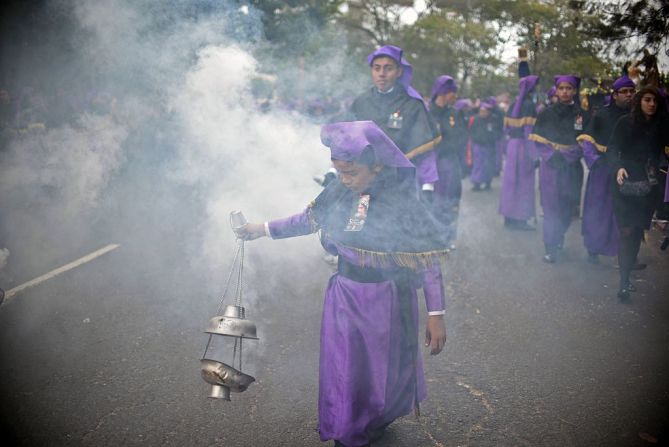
[1,244,120,305]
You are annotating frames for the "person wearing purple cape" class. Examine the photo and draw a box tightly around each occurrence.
[529,75,588,263]
[469,99,502,191]
[499,74,540,230]
[429,75,467,249]
[237,121,449,447]
[576,76,636,263]
[350,45,441,202]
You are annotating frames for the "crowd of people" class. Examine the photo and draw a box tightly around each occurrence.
[236,44,668,447]
[2,43,667,446]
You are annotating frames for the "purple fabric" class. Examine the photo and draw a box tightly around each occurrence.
[581,140,600,170]
[433,156,462,242]
[581,156,618,256]
[480,101,494,111]
[612,75,635,91]
[430,75,458,102]
[536,142,583,247]
[499,138,536,220]
[320,121,414,169]
[546,86,556,101]
[268,213,445,445]
[367,45,424,103]
[470,143,495,185]
[414,149,439,185]
[455,99,472,111]
[511,75,540,118]
[554,75,580,90]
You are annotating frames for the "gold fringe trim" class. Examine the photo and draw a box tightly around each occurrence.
[338,243,449,271]
[405,135,442,160]
[576,134,607,153]
[504,116,536,128]
[528,133,574,151]
[665,146,669,156]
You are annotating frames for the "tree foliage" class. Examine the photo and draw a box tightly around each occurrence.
[580,0,669,57]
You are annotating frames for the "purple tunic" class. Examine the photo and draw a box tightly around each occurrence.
[580,141,618,255]
[499,134,537,220]
[470,143,496,185]
[535,143,583,247]
[268,210,445,447]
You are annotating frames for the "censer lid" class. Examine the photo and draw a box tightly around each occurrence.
[205,305,259,339]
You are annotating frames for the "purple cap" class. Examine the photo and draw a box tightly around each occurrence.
[480,101,495,111]
[611,75,635,91]
[510,75,540,118]
[455,98,472,111]
[430,75,458,102]
[554,75,580,90]
[320,121,414,169]
[367,45,424,103]
[547,86,556,98]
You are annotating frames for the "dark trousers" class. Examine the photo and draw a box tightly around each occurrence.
[618,226,644,287]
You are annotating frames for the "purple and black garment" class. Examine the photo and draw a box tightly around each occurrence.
[350,45,440,187]
[499,75,540,222]
[267,121,449,447]
[429,75,466,244]
[529,75,588,253]
[576,76,635,256]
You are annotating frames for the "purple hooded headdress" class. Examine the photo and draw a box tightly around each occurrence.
[546,86,556,100]
[510,75,540,118]
[367,45,424,103]
[430,75,458,103]
[554,75,580,90]
[455,98,473,111]
[611,75,635,92]
[320,121,415,169]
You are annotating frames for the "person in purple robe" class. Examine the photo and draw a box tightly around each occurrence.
[469,100,502,191]
[499,74,540,230]
[237,121,449,447]
[576,75,636,263]
[529,75,589,263]
[429,75,467,249]
[609,85,666,300]
[349,45,440,202]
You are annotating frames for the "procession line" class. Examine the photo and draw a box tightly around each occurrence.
[2,244,120,305]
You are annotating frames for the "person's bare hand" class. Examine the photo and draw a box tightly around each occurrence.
[617,168,628,186]
[234,222,266,241]
[425,315,447,355]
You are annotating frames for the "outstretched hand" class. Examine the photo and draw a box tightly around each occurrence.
[616,168,628,186]
[234,222,266,241]
[425,315,447,355]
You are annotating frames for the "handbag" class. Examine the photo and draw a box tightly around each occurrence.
[619,179,651,197]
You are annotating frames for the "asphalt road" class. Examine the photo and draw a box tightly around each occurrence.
[1,173,668,447]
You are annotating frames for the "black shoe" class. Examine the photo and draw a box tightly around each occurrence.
[617,288,630,301]
[587,253,599,264]
[543,253,557,263]
[631,263,647,270]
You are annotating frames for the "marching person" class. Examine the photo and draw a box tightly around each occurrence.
[529,75,588,263]
[236,121,449,447]
[577,75,636,263]
[429,75,467,249]
[350,45,441,202]
[500,74,540,230]
[469,99,502,191]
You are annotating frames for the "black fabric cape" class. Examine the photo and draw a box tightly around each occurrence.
[309,168,449,269]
